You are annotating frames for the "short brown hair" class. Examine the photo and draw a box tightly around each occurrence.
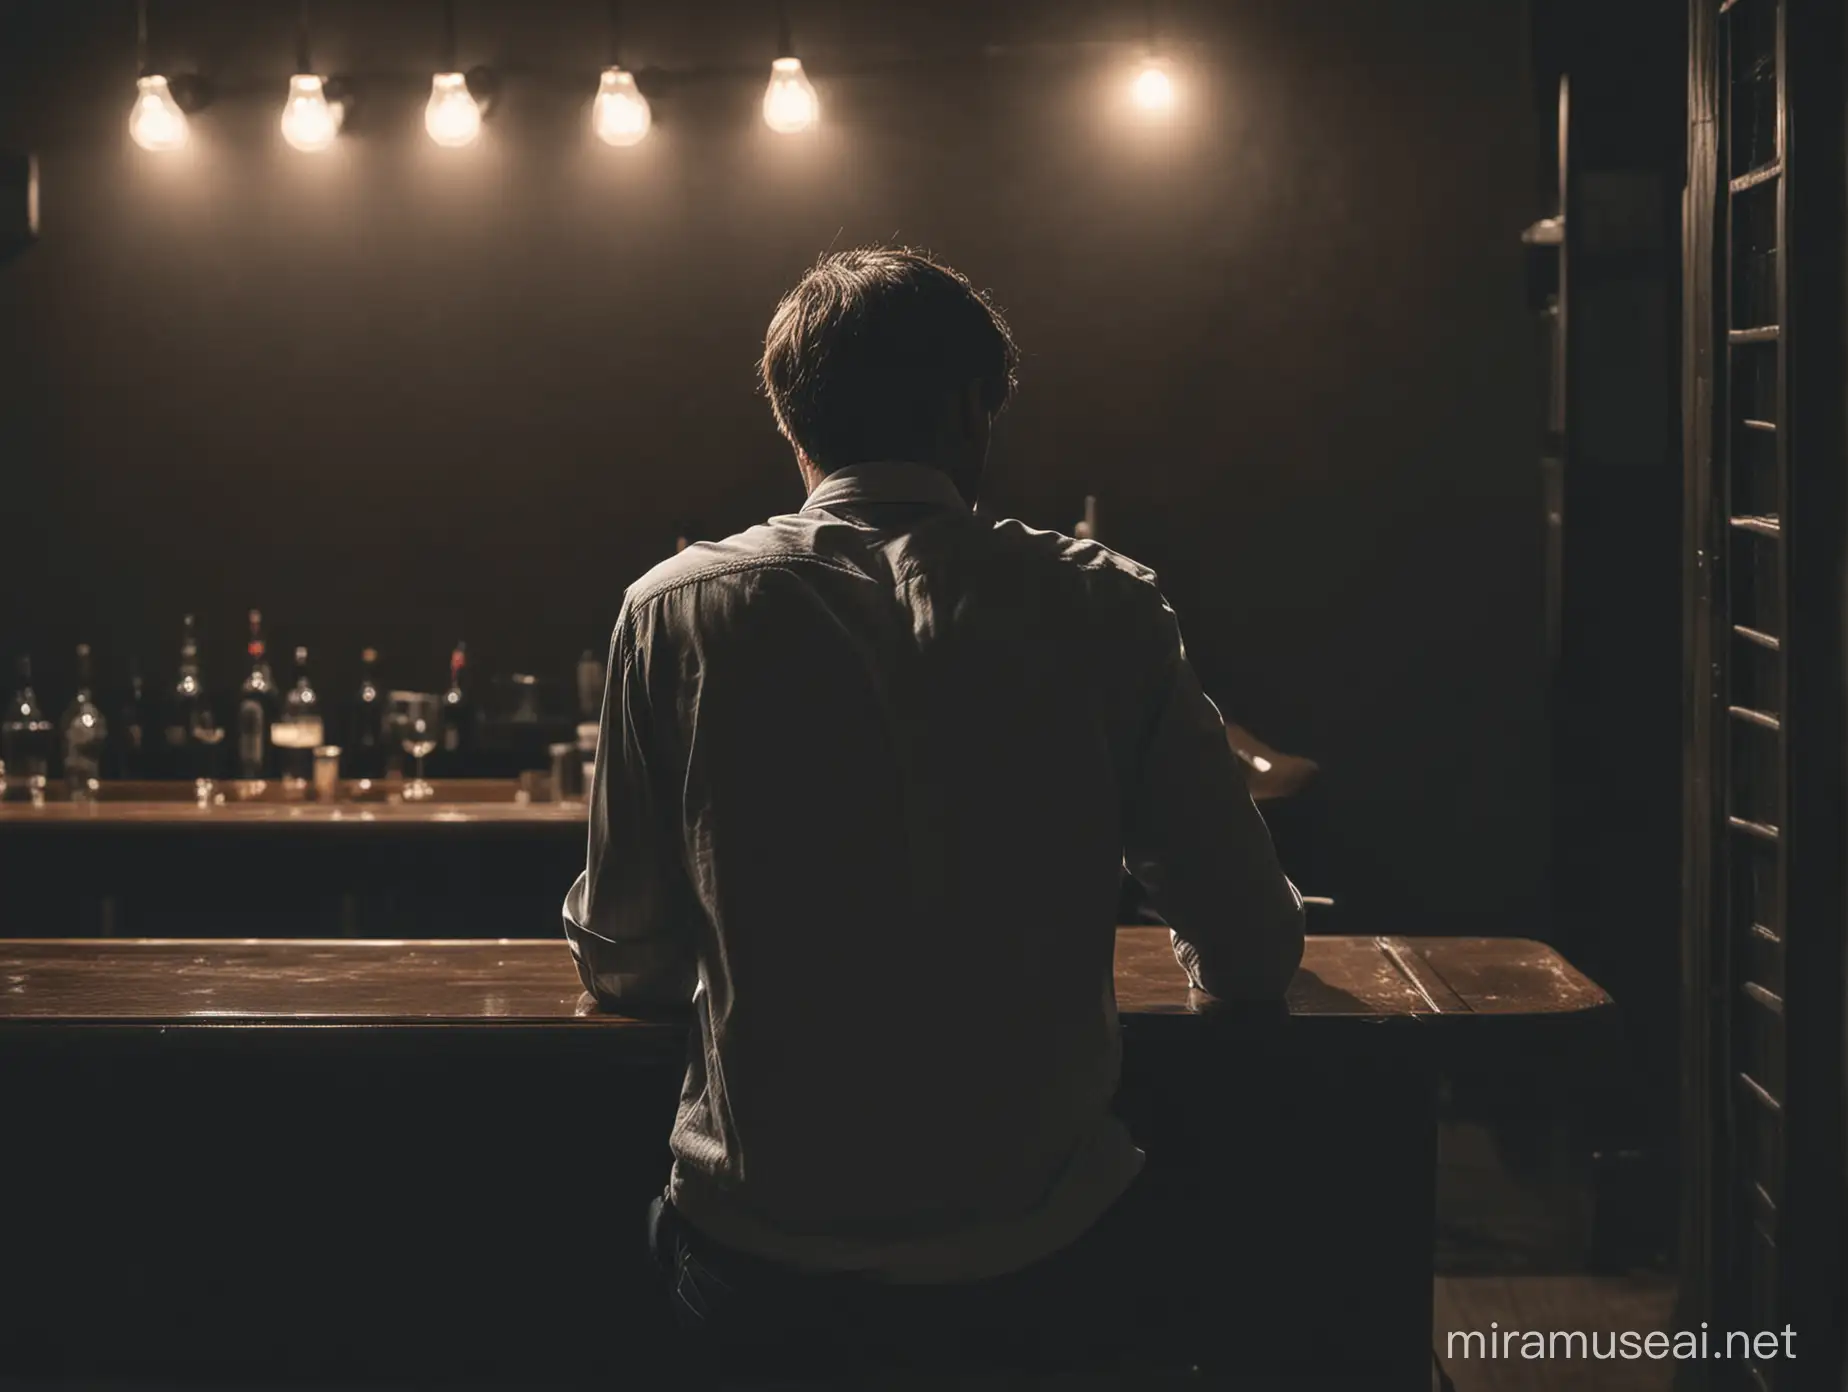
[759,248,1019,473]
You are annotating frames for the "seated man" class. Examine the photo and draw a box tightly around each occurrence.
[562,247,1304,1374]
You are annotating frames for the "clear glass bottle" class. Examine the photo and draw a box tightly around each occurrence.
[236,609,278,786]
[60,643,109,800]
[2,655,55,805]
[272,645,324,794]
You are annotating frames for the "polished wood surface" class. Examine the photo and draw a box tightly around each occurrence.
[0,928,1609,1027]
[0,779,586,829]
[0,800,584,828]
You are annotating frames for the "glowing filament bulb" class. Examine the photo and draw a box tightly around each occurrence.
[425,71,481,148]
[1131,60,1175,114]
[281,74,343,152]
[592,66,651,146]
[762,57,818,134]
[129,74,188,152]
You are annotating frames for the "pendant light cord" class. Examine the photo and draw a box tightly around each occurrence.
[776,0,792,59]
[441,0,458,73]
[608,0,623,67]
[296,0,313,74]
[135,0,149,77]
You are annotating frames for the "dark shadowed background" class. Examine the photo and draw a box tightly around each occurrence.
[0,0,1544,932]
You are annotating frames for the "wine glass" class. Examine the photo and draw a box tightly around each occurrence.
[388,692,441,802]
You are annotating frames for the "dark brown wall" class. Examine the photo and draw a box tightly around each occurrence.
[0,0,1544,931]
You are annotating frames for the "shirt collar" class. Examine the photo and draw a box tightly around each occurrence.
[800,461,972,516]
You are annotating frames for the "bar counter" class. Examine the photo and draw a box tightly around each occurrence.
[0,781,586,938]
[0,929,1607,1025]
[0,779,586,831]
[1,928,1610,1387]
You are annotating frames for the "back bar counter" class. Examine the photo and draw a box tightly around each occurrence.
[0,781,585,938]
[0,928,1611,1387]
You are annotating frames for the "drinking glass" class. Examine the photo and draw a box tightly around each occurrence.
[388,692,441,802]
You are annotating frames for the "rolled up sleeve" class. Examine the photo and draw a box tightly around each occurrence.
[562,599,697,1011]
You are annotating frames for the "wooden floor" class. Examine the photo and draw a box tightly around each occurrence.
[1430,1113,1677,1392]
[1435,1275,1678,1392]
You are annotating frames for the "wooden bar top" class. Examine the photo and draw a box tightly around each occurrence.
[0,780,585,831]
[0,801,585,829]
[0,929,1609,1030]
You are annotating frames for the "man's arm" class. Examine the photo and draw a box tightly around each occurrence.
[562,598,697,1012]
[1119,586,1305,1001]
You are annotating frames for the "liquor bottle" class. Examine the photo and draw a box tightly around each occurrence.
[345,647,386,780]
[60,643,109,800]
[112,659,153,780]
[236,609,278,783]
[163,615,210,781]
[272,646,324,790]
[1,656,55,804]
[440,641,473,777]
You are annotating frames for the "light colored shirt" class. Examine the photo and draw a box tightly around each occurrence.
[563,460,1304,1283]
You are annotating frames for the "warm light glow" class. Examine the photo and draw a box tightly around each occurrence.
[762,56,818,134]
[592,66,651,146]
[1252,756,1273,773]
[280,74,343,153]
[425,71,482,147]
[1130,61,1175,114]
[129,74,188,152]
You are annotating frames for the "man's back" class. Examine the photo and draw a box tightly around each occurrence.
[564,460,1303,1282]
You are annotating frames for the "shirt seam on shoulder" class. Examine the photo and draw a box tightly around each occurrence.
[629,551,872,606]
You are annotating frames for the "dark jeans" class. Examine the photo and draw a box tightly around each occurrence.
[646,1174,1192,1380]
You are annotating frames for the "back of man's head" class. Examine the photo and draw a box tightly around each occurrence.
[759,248,1019,476]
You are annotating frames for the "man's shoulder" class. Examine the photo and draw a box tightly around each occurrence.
[626,517,827,609]
[984,516,1161,592]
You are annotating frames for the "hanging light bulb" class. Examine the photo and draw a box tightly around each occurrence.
[1130,59,1175,114]
[1129,4,1177,117]
[763,57,818,134]
[592,66,651,146]
[425,2,481,148]
[426,71,481,147]
[130,73,189,151]
[280,5,341,152]
[129,2,188,152]
[281,74,343,152]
